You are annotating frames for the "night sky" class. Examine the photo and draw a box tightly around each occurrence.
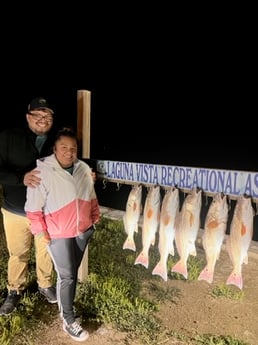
[1,63,256,172]
[1,12,255,172]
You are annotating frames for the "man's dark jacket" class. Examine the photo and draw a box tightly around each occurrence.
[0,126,55,215]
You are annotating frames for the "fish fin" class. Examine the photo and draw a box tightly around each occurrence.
[207,220,219,229]
[198,266,214,284]
[171,260,188,279]
[169,247,175,256]
[226,271,243,290]
[189,212,194,226]
[152,262,168,282]
[163,214,170,226]
[189,243,197,256]
[243,254,248,265]
[122,237,136,251]
[147,208,153,218]
[190,249,197,256]
[135,251,149,268]
[241,223,247,236]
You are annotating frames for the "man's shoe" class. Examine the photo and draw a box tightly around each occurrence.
[63,320,89,342]
[0,291,21,315]
[38,286,57,304]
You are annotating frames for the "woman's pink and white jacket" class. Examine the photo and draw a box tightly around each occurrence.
[25,154,100,239]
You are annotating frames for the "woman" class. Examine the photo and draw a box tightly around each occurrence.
[25,127,100,342]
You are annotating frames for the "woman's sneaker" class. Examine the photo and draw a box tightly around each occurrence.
[63,320,89,342]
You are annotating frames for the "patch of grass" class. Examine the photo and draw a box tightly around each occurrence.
[211,284,245,300]
[0,291,57,345]
[77,217,162,343]
[0,215,251,345]
[146,282,181,303]
[166,331,250,345]
[193,333,250,345]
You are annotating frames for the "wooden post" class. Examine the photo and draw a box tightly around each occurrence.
[77,90,91,282]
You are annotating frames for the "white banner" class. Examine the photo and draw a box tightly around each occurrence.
[97,160,258,201]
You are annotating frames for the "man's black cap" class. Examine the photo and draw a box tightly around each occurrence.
[28,97,54,114]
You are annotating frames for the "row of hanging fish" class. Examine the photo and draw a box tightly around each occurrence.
[122,184,255,289]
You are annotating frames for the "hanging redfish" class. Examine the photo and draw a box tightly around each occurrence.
[152,186,179,281]
[198,192,228,284]
[135,185,160,269]
[122,184,142,251]
[226,194,254,290]
[171,188,202,279]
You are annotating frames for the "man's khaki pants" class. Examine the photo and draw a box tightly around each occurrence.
[1,208,54,293]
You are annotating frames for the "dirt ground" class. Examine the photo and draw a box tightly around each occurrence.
[33,237,258,345]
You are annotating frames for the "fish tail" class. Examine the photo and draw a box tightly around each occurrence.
[226,271,243,290]
[152,261,168,282]
[198,266,214,284]
[122,237,136,251]
[134,251,149,268]
[171,260,188,279]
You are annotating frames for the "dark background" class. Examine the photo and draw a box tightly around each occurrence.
[1,61,256,172]
[1,8,255,172]
[1,8,256,240]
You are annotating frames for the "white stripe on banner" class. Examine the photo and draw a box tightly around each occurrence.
[97,160,258,202]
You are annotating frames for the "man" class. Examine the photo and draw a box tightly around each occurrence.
[0,97,57,315]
